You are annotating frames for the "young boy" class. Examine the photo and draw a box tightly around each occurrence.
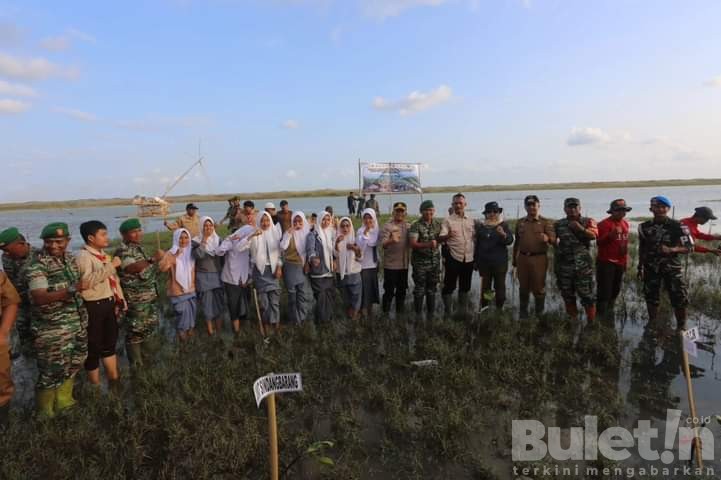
[76,221,125,389]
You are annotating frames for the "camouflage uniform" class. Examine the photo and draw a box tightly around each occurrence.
[409,218,442,308]
[2,247,39,356]
[114,241,160,344]
[554,217,598,307]
[638,218,692,308]
[23,249,88,390]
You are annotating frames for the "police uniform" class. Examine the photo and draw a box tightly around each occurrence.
[409,200,442,316]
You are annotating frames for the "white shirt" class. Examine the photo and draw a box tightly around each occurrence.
[216,237,251,285]
[356,226,379,269]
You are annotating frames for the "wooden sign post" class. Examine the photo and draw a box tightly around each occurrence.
[253,373,303,480]
[680,328,703,468]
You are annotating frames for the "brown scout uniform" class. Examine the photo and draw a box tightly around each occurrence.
[0,272,20,408]
[513,215,556,315]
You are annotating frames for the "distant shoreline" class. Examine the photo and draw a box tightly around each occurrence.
[1,178,720,213]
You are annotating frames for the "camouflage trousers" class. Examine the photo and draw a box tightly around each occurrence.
[412,264,440,300]
[555,257,595,307]
[123,301,159,344]
[642,265,688,308]
[14,307,35,357]
[32,321,88,390]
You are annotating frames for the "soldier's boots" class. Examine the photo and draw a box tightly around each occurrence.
[519,291,530,319]
[0,402,9,430]
[36,388,57,418]
[442,294,453,316]
[534,295,546,316]
[584,305,597,322]
[565,302,579,321]
[127,342,144,367]
[674,308,687,331]
[55,377,77,411]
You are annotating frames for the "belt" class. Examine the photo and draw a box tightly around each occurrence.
[85,296,115,304]
[519,251,545,257]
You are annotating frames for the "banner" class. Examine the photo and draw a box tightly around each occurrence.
[361,163,422,194]
[253,373,303,407]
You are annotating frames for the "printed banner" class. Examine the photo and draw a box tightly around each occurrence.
[253,373,303,407]
[361,163,422,193]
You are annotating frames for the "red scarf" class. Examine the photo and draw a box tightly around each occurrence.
[90,251,122,304]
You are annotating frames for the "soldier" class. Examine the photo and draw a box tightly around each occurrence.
[0,227,38,357]
[409,200,443,317]
[638,196,693,329]
[554,198,598,321]
[680,207,721,256]
[114,218,162,366]
[0,271,20,429]
[24,223,88,417]
[164,203,201,238]
[513,195,556,318]
[219,196,242,231]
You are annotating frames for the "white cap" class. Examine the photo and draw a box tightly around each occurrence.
[265,202,276,210]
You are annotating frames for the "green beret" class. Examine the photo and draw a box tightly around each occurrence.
[119,218,142,234]
[40,222,70,239]
[419,200,435,212]
[0,227,20,248]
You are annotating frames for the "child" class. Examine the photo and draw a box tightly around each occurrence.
[335,217,362,319]
[217,225,254,336]
[280,212,311,325]
[159,228,197,342]
[357,208,380,317]
[192,217,225,336]
[250,212,283,332]
[306,211,336,323]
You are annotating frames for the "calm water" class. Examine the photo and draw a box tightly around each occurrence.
[1,184,720,249]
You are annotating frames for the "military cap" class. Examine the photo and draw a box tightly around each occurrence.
[694,206,717,220]
[0,227,21,248]
[419,200,435,211]
[483,201,502,214]
[40,222,70,239]
[564,197,581,208]
[119,218,143,234]
[393,202,407,211]
[524,195,540,205]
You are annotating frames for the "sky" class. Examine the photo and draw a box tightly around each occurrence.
[1,0,720,202]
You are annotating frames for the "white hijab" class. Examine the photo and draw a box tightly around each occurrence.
[358,208,379,242]
[280,210,310,262]
[336,217,358,280]
[253,211,282,273]
[317,210,334,270]
[194,216,220,253]
[169,228,194,292]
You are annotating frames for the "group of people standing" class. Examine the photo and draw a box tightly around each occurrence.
[0,191,718,425]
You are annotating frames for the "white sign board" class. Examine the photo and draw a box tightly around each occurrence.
[683,327,700,358]
[253,373,303,407]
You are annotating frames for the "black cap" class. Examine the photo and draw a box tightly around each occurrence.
[483,201,503,214]
[694,206,717,220]
[243,200,255,208]
[607,199,632,214]
[524,195,540,205]
[280,200,288,207]
[186,203,198,210]
[564,197,580,208]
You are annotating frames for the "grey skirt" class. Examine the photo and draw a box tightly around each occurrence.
[170,293,197,333]
[253,265,280,293]
[198,286,225,320]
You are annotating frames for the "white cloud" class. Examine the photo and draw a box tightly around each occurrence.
[286,169,298,178]
[54,107,97,122]
[373,84,453,116]
[0,98,29,114]
[704,76,721,88]
[566,127,611,146]
[362,0,449,20]
[281,119,300,129]
[0,53,78,80]
[115,115,210,132]
[40,28,95,52]
[0,79,36,97]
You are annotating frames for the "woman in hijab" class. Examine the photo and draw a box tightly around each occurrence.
[250,211,283,331]
[159,228,197,342]
[306,210,336,323]
[357,208,380,317]
[335,217,363,319]
[216,224,255,336]
[473,202,514,312]
[192,217,226,336]
[280,211,311,325]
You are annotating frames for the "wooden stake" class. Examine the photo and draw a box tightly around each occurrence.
[679,331,703,468]
[267,393,279,480]
[253,287,266,337]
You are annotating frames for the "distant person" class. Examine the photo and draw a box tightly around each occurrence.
[680,207,721,255]
[638,196,693,329]
[165,203,201,238]
[381,202,411,314]
[356,194,367,218]
[473,202,513,312]
[309,212,318,229]
[439,193,475,315]
[513,195,555,318]
[554,198,598,321]
[237,200,256,226]
[159,228,197,343]
[265,202,279,225]
[76,220,125,391]
[596,199,632,320]
[409,200,442,317]
[365,194,380,216]
[347,191,356,216]
[277,200,293,233]
[325,205,339,229]
[0,269,19,428]
[219,196,242,231]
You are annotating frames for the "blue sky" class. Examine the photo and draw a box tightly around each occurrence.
[1,0,720,202]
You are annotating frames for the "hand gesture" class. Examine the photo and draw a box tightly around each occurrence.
[431,239,438,249]
[569,220,583,232]
[253,229,263,237]
[153,250,165,262]
[311,257,321,268]
[111,256,122,269]
[713,248,721,257]
[660,245,672,255]
[540,233,550,243]
[496,226,506,238]
[336,233,345,244]
[174,247,184,257]
[274,266,283,279]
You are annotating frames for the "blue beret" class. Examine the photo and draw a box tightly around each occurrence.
[651,196,672,208]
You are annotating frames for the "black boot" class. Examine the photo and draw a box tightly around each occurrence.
[519,290,530,319]
[0,403,9,430]
[442,294,452,316]
[381,293,392,314]
[534,294,546,316]
[674,308,687,331]
[426,295,437,319]
[396,293,406,314]
[414,296,424,316]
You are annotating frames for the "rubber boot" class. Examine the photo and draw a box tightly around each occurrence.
[414,296,424,316]
[426,295,437,320]
[565,302,579,321]
[584,304,597,322]
[396,294,406,314]
[519,291,530,319]
[458,292,469,316]
[55,377,77,412]
[442,294,452,317]
[0,402,9,430]
[36,388,57,418]
[534,294,546,316]
[381,294,392,314]
[127,342,143,367]
[674,308,687,331]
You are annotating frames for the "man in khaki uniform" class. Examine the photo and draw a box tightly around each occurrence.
[439,193,476,314]
[513,195,556,318]
[0,272,20,429]
[164,203,201,238]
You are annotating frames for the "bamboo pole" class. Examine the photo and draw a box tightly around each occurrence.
[253,287,266,337]
[679,331,703,468]
[267,393,279,480]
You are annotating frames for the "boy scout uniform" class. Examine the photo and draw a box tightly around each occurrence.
[513,210,555,317]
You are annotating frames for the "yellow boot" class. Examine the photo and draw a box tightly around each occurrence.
[55,377,77,411]
[36,388,57,418]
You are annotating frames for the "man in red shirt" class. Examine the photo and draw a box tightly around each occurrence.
[596,199,632,320]
[680,207,721,255]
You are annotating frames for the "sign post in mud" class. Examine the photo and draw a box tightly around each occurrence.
[253,373,303,480]
[679,328,703,468]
